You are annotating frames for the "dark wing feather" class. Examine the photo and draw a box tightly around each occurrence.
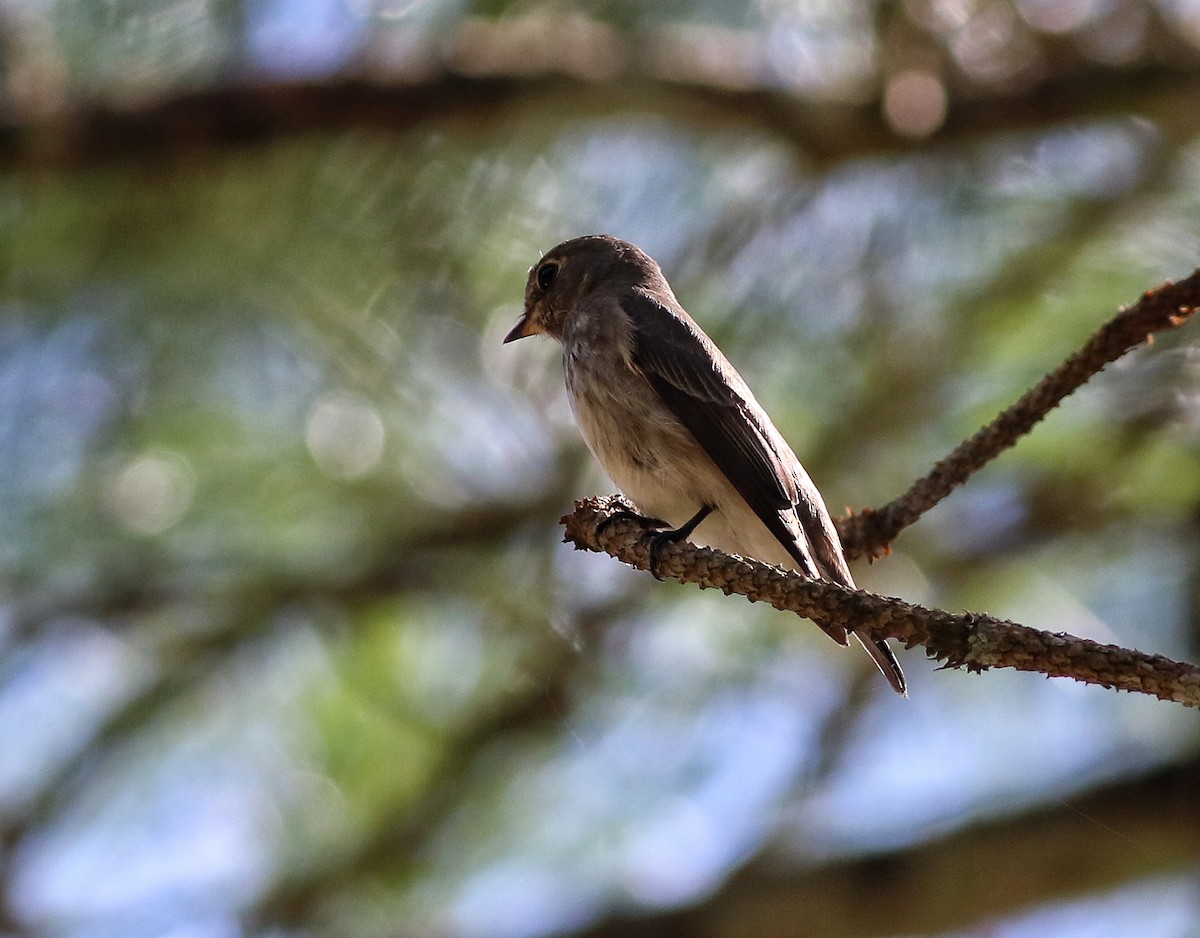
[625,291,907,694]
[622,291,819,578]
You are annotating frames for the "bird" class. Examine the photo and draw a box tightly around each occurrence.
[503,234,906,696]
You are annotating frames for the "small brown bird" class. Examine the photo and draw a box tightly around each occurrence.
[504,235,906,696]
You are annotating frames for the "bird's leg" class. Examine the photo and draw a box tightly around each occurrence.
[648,504,714,580]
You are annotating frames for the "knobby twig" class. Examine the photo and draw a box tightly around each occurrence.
[563,495,1200,708]
[836,270,1200,559]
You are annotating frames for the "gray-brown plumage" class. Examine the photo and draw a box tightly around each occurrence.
[504,234,906,696]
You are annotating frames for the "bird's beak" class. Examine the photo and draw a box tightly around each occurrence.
[503,313,537,343]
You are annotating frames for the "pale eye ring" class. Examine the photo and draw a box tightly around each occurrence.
[535,262,559,291]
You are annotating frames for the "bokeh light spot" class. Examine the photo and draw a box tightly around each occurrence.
[884,70,948,138]
[106,452,196,535]
[305,391,386,480]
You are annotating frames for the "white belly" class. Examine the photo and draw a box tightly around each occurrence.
[571,387,801,571]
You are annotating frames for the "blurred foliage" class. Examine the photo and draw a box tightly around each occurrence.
[2,1,1200,937]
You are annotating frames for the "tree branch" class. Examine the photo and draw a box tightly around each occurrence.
[837,270,1200,558]
[562,495,1200,708]
[570,756,1200,938]
[4,37,1200,172]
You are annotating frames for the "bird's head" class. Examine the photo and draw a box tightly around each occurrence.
[503,235,665,343]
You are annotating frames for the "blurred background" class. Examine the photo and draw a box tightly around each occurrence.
[2,1,1200,936]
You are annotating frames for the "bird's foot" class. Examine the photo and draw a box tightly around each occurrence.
[594,501,716,581]
[598,509,673,580]
[595,502,670,540]
[646,504,714,581]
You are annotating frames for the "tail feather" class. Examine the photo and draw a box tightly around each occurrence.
[853,629,907,697]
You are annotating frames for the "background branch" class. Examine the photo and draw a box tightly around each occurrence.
[570,755,1200,938]
[6,52,1200,171]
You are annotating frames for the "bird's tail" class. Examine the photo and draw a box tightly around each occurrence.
[852,629,908,697]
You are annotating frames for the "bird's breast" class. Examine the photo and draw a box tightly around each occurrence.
[563,338,712,523]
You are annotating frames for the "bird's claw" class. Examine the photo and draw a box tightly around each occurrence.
[645,504,715,580]
[596,502,713,581]
[594,506,675,580]
[595,507,669,539]
[647,528,686,581]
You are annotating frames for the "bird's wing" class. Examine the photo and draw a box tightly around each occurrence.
[621,290,821,578]
[623,291,907,695]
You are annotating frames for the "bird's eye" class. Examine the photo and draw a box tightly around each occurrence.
[535,262,560,291]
